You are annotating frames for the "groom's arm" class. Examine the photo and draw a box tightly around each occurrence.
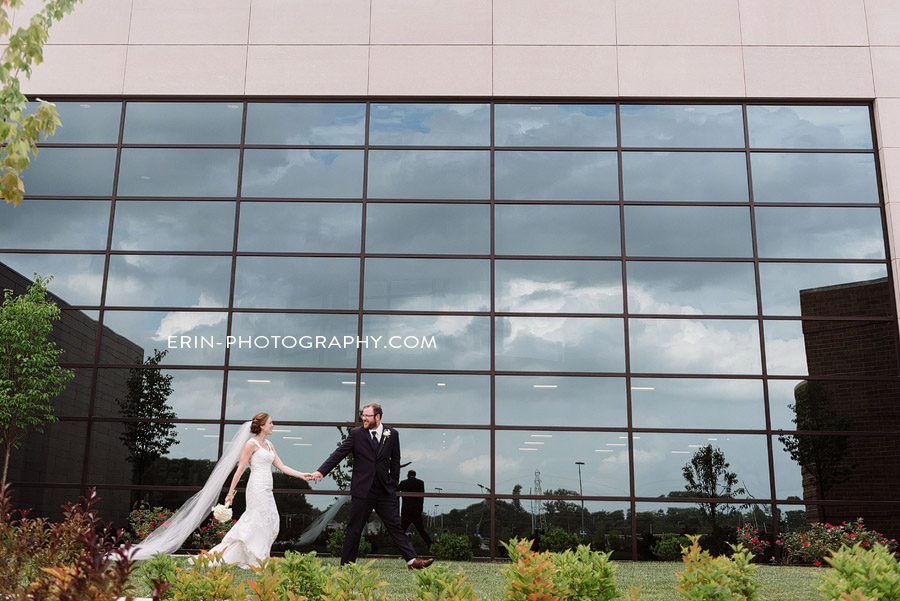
[389,429,401,484]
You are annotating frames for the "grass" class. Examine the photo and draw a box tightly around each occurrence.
[129,556,825,600]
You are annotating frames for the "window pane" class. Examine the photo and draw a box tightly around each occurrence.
[494,151,618,201]
[768,378,900,432]
[233,256,360,309]
[626,261,757,315]
[118,148,240,197]
[364,258,489,311]
[747,105,873,149]
[238,202,361,253]
[360,373,490,425]
[30,101,121,144]
[24,148,117,196]
[495,376,627,427]
[625,206,753,258]
[622,152,748,202]
[383,428,490,495]
[496,259,623,313]
[750,153,878,203]
[112,200,235,251]
[58,309,99,363]
[241,149,364,199]
[361,315,489,370]
[754,206,885,260]
[0,200,110,250]
[365,203,490,255]
[495,430,630,497]
[123,102,243,144]
[100,310,228,366]
[629,318,762,375]
[245,102,365,145]
[54,368,94,417]
[0,253,104,305]
[759,263,889,316]
[226,371,357,421]
[229,313,359,369]
[631,378,765,429]
[633,434,768,498]
[105,255,231,307]
[494,104,617,147]
[496,317,625,372]
[495,204,621,256]
[369,103,490,146]
[94,368,224,420]
[367,150,490,200]
[620,105,744,148]
[10,421,86,483]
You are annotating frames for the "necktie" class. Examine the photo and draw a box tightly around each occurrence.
[371,431,379,449]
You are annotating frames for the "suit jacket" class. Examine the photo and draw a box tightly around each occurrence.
[396,476,425,515]
[317,426,401,498]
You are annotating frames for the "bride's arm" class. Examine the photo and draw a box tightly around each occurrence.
[225,440,255,506]
[271,444,312,480]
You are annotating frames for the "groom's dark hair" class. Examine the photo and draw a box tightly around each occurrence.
[363,403,383,418]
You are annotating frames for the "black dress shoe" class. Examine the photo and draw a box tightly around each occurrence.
[407,558,435,570]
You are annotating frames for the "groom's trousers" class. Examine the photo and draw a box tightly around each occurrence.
[341,480,416,564]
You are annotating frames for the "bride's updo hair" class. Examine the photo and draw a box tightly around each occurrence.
[250,412,270,434]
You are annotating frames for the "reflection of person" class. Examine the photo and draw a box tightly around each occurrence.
[212,412,313,567]
[396,470,433,547]
[312,403,434,569]
[132,493,150,511]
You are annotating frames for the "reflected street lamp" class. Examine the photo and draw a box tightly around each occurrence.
[575,461,585,534]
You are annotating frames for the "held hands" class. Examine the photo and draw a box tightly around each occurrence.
[298,472,316,481]
[311,470,324,483]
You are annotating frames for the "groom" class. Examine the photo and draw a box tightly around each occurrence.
[312,403,434,569]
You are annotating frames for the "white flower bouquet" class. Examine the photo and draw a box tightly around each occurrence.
[212,503,233,523]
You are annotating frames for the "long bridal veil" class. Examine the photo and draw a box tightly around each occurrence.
[127,421,252,560]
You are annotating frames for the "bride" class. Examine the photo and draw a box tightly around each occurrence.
[128,412,312,566]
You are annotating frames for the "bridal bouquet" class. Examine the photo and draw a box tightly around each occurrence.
[212,503,233,523]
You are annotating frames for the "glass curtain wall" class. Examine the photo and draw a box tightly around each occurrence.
[1,100,897,559]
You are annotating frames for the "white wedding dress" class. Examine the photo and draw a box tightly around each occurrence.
[208,438,280,568]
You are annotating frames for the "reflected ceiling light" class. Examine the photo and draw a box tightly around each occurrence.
[630,387,654,390]
[377,105,389,110]
[533,384,557,389]
[523,442,544,445]
[140,175,150,180]
[436,383,446,387]
[839,108,851,113]
[272,429,290,433]
[684,107,696,112]
[203,434,219,438]
[594,449,613,453]
[688,444,705,448]
[247,379,270,383]
[671,450,689,454]
[79,104,91,108]
[284,436,303,440]
[707,438,718,441]
[196,427,207,431]
[341,381,364,385]
[226,104,240,109]
[518,448,538,451]
[606,443,626,447]
[618,436,627,439]
[293,443,312,446]
[530,434,553,438]
[530,106,542,111]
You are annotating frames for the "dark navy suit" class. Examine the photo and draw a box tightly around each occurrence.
[317,426,416,564]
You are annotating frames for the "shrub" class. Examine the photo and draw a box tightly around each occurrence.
[327,529,372,558]
[190,517,235,549]
[126,507,174,543]
[500,538,563,601]
[323,559,388,601]
[674,535,760,601]
[431,532,474,561]
[551,544,619,601]
[536,526,579,553]
[137,552,180,599]
[651,534,691,561]
[279,550,332,600]
[413,564,480,601]
[818,543,900,601]
[168,551,244,601]
[736,523,772,561]
[779,519,897,566]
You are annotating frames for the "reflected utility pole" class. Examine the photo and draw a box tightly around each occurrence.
[575,461,585,533]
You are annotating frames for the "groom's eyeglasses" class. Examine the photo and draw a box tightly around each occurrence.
[361,413,375,418]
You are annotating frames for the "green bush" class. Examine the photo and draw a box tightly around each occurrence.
[168,551,244,601]
[736,523,772,561]
[675,535,760,601]
[278,550,332,600]
[779,518,897,565]
[537,526,579,553]
[551,544,619,601]
[326,529,372,558]
[137,552,180,598]
[190,517,235,549]
[651,534,691,561]
[413,564,480,601]
[322,559,388,601]
[818,543,900,601]
[500,538,563,601]
[430,532,474,560]
[126,506,174,543]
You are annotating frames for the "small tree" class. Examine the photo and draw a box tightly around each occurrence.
[0,274,74,487]
[682,445,745,533]
[118,349,178,489]
[1,0,83,205]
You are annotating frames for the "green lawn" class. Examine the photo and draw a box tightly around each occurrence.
[130,556,825,600]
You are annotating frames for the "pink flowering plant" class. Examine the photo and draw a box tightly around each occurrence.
[777,518,897,565]
[736,523,773,561]
[191,517,235,549]
[125,506,174,543]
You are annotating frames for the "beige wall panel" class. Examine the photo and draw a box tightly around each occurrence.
[883,148,900,207]
[369,45,491,95]
[739,0,869,46]
[616,0,741,46]
[130,0,250,45]
[22,45,126,95]
[493,45,617,96]
[875,98,900,150]
[743,47,873,97]
[493,0,615,45]
[618,46,744,97]
[865,0,900,46]
[871,47,900,98]
[245,45,369,95]
[40,0,132,45]
[249,0,370,45]
[372,0,491,45]
[123,46,247,95]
